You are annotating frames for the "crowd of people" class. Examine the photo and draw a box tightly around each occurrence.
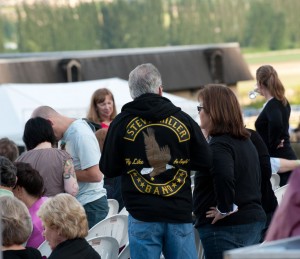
[1,63,300,259]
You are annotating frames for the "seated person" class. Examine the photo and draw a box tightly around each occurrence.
[13,162,48,248]
[0,137,19,162]
[0,156,17,197]
[37,193,101,259]
[1,195,42,258]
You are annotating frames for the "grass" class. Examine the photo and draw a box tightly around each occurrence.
[242,49,300,64]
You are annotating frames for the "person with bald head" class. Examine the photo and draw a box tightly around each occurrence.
[31,106,108,228]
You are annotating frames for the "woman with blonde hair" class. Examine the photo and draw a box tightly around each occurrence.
[193,84,266,259]
[1,195,42,258]
[37,193,100,259]
[255,65,297,186]
[86,88,117,130]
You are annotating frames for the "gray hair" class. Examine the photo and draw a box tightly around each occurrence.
[128,63,162,99]
[0,196,32,246]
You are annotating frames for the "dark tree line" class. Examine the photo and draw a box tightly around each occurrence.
[0,0,299,53]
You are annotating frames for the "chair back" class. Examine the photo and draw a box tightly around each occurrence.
[37,240,52,258]
[194,228,205,259]
[274,184,288,205]
[88,236,119,259]
[86,214,128,248]
[118,242,130,259]
[107,199,119,218]
[118,206,129,216]
[270,174,280,191]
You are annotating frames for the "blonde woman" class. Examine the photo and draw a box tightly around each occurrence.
[37,193,100,259]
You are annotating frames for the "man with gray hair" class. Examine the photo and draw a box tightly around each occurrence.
[100,63,212,259]
[31,106,108,228]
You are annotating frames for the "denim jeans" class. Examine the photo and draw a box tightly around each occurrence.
[83,195,109,228]
[197,221,265,259]
[128,215,198,259]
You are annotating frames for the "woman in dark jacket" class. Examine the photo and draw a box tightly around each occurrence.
[248,128,278,240]
[37,193,100,259]
[193,84,266,259]
[255,65,297,186]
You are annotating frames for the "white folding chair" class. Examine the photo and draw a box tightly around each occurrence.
[274,184,288,205]
[194,228,205,259]
[190,171,196,186]
[118,242,130,259]
[86,214,128,248]
[107,199,120,218]
[37,240,52,258]
[87,236,119,259]
[118,206,129,216]
[270,174,280,191]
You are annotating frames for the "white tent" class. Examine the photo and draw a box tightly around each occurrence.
[0,78,199,146]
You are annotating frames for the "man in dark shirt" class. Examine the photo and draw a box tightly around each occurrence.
[100,63,212,259]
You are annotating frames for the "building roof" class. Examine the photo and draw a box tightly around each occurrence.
[0,42,253,91]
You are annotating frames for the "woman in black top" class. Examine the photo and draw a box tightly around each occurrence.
[255,65,297,186]
[37,193,100,259]
[193,84,266,259]
[248,128,278,240]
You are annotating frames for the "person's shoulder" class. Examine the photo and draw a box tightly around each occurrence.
[51,148,73,161]
[68,119,95,135]
[267,98,284,107]
[82,118,101,132]
[3,247,42,259]
[15,149,35,160]
[26,247,43,258]
[210,134,238,146]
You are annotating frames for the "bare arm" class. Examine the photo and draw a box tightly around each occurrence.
[76,164,103,182]
[277,158,300,173]
[63,158,79,196]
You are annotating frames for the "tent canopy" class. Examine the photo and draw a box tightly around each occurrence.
[0,78,199,146]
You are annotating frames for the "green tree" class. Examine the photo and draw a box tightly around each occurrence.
[243,1,274,50]
[269,12,286,50]
[101,0,166,49]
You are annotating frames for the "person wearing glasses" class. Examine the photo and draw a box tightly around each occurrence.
[193,84,266,259]
[255,65,297,186]
[100,63,212,259]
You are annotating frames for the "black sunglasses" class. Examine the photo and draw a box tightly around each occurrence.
[197,106,205,112]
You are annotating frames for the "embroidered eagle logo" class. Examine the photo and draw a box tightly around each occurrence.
[142,127,171,177]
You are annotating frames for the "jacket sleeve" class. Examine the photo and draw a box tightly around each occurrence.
[249,129,272,180]
[210,141,235,213]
